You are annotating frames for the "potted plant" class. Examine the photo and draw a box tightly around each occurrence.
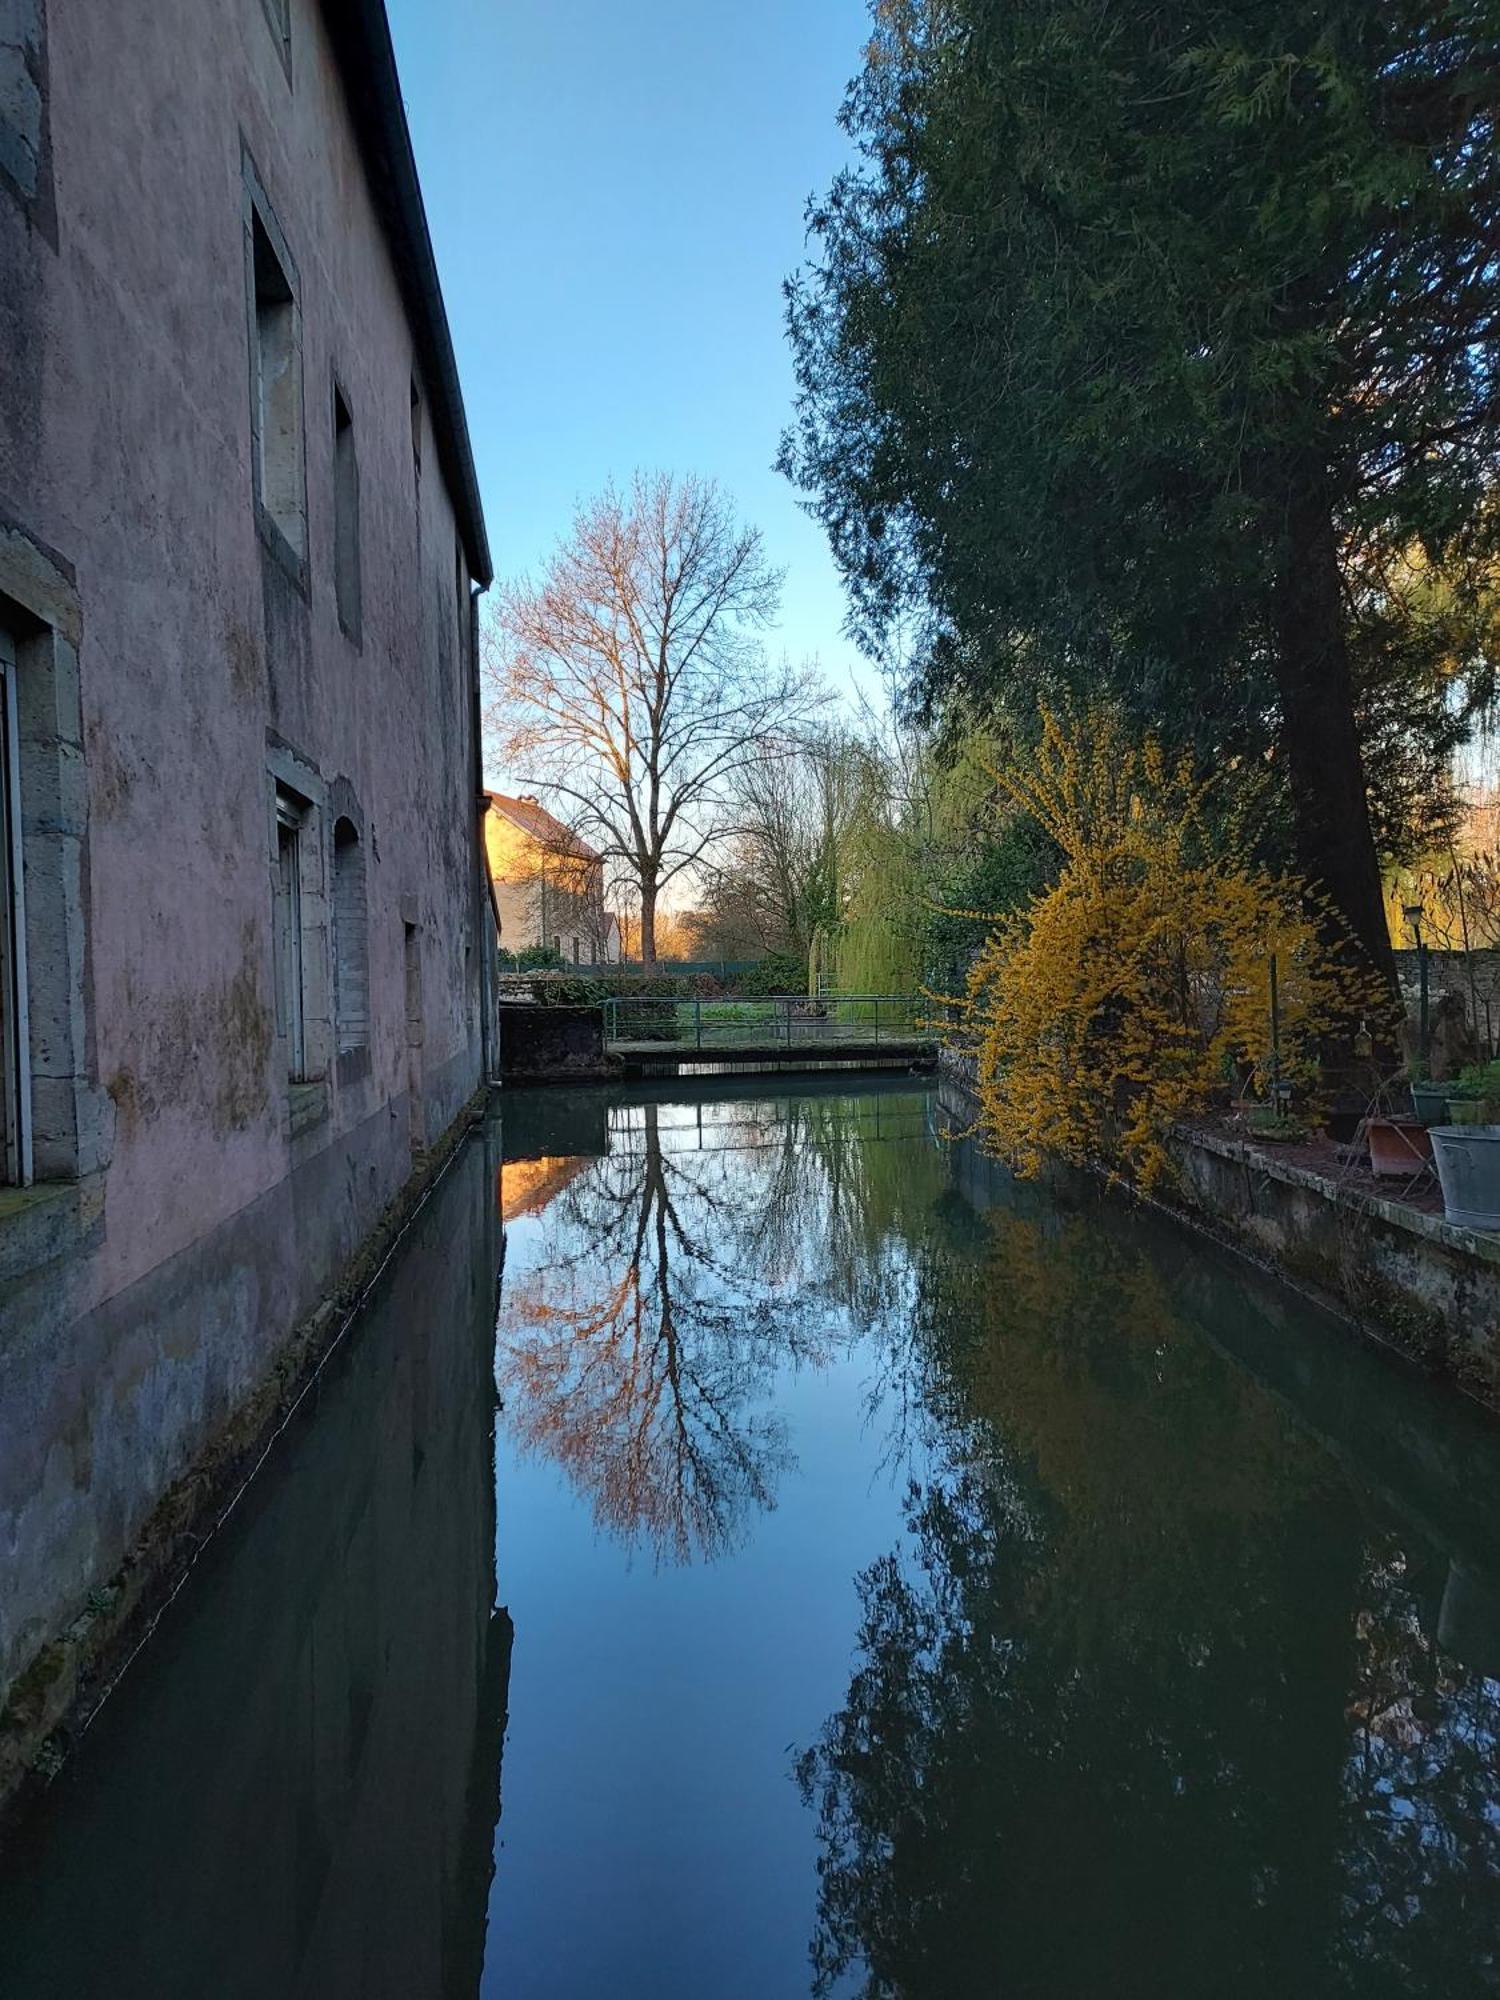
[1408,1062,1453,1127]
[1447,1059,1500,1125]
[1245,1106,1307,1143]
[1430,1062,1500,1228]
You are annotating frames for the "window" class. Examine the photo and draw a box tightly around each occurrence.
[404,919,426,1156]
[0,555,102,1191]
[273,790,308,1079]
[332,818,369,1054]
[409,376,422,486]
[249,196,305,567]
[332,384,361,640]
[0,627,29,1184]
[572,936,580,965]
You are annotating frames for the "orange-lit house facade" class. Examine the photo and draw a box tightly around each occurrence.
[484,792,621,966]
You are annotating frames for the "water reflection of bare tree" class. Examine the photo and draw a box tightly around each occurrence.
[497,1100,865,1563]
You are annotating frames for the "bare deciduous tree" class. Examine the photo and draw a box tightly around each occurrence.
[695,727,870,962]
[487,472,822,963]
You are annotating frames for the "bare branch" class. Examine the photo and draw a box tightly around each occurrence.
[485,472,825,960]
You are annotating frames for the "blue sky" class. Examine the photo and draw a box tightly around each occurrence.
[385,0,879,725]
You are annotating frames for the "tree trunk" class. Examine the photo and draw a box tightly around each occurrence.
[639,874,658,967]
[1272,485,1396,994]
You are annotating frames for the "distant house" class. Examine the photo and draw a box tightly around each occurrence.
[484,793,621,965]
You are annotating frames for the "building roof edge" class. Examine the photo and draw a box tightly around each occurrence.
[319,0,493,586]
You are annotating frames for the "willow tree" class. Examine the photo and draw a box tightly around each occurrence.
[491,473,820,963]
[782,0,1500,982]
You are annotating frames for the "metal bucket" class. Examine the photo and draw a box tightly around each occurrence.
[1430,1124,1500,1232]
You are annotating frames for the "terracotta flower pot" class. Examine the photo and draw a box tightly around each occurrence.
[1365,1116,1435,1179]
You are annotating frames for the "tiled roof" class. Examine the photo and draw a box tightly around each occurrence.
[486,792,601,863]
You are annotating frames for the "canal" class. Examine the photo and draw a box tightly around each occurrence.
[2,1076,1498,1997]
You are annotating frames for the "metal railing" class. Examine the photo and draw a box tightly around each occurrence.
[602,993,932,1053]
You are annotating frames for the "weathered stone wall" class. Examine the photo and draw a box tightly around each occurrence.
[1394,947,1500,1060]
[498,1003,610,1081]
[1164,1126,1500,1407]
[0,0,488,1716]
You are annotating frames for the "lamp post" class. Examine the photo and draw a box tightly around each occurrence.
[1268,952,1292,1117]
[1403,902,1429,1063]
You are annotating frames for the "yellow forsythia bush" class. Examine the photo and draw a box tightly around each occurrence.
[955,708,1386,1186]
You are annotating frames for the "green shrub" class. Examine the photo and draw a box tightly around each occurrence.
[613,987,683,1041]
[738,951,806,997]
[1455,1058,1500,1099]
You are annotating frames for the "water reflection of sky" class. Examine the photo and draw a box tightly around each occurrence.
[11,1086,1488,2000]
[488,1083,1500,2000]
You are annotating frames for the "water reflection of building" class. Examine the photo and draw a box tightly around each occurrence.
[0,1130,509,2000]
[499,1153,592,1223]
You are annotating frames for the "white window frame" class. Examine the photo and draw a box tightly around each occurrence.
[0,628,30,1184]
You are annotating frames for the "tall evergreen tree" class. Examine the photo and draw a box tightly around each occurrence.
[782,0,1500,976]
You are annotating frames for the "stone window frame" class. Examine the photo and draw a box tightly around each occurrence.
[0,517,110,1190]
[241,150,309,596]
[266,740,331,1137]
[0,0,56,243]
[273,788,309,1077]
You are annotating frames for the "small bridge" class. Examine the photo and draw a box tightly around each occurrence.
[603,994,937,1075]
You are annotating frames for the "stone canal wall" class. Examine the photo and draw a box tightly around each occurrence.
[1163,1125,1500,1407]
[938,1055,1500,1414]
[497,1002,610,1081]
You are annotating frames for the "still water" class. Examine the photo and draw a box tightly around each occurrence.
[3,1077,1499,1997]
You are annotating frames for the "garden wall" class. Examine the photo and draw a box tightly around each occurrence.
[1394,947,1500,1057]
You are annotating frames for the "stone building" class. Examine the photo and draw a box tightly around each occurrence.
[485,790,621,965]
[0,0,494,1748]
